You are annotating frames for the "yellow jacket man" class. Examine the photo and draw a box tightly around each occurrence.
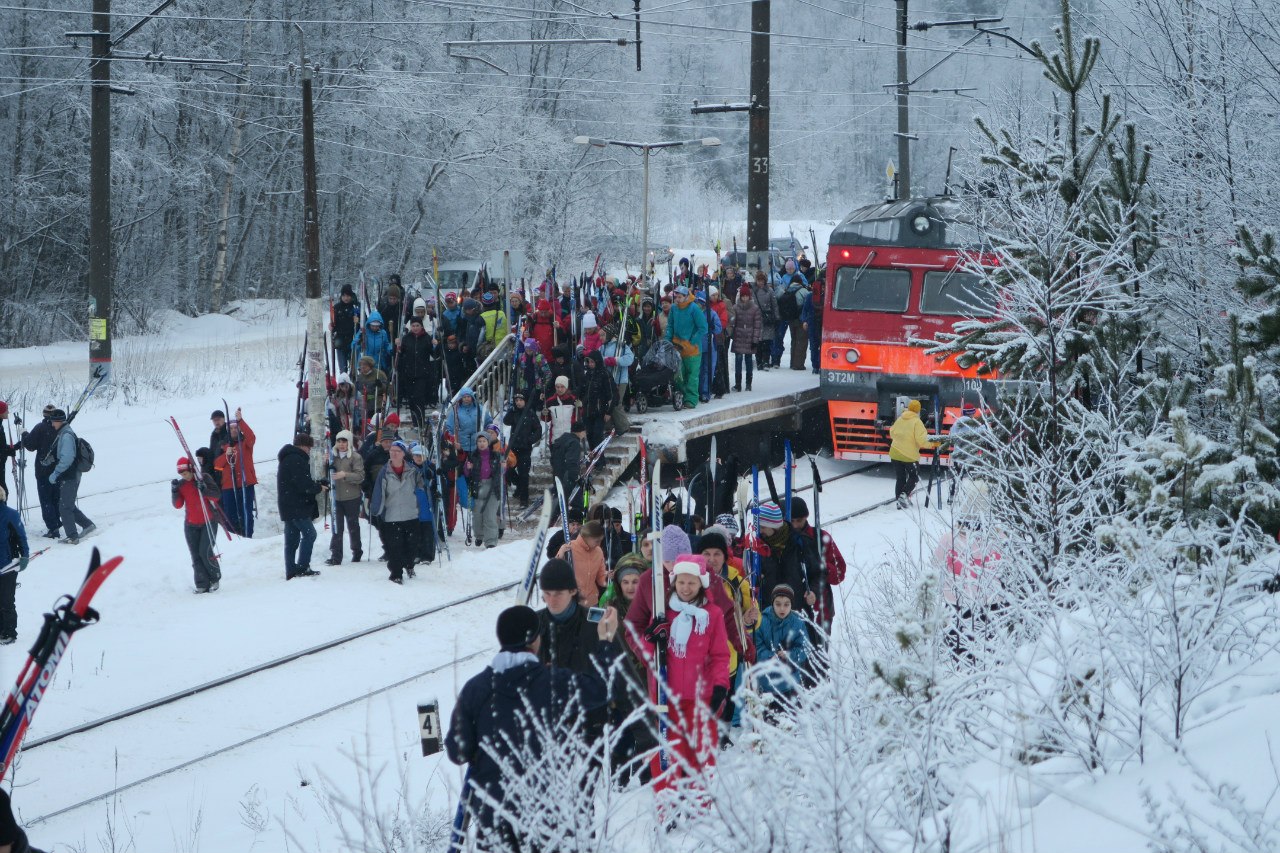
[889,400,937,508]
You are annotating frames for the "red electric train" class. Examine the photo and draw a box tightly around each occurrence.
[820,196,998,461]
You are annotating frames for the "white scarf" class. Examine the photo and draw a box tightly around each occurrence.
[667,595,710,658]
[491,650,539,673]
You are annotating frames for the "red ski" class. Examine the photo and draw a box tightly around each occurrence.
[0,548,123,780]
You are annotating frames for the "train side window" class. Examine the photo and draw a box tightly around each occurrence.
[920,271,996,316]
[832,267,912,312]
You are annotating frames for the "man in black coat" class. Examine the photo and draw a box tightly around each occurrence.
[276,433,328,579]
[19,404,61,538]
[503,392,542,508]
[446,604,617,853]
[535,558,604,673]
[550,420,584,509]
[545,506,583,561]
[330,283,361,374]
[395,316,437,431]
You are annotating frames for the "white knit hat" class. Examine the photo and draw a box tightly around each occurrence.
[582,312,598,329]
[555,375,570,388]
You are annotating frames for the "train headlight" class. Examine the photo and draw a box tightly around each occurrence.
[911,214,932,235]
[845,348,861,364]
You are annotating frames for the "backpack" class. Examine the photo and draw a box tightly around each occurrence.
[778,285,802,321]
[75,436,96,473]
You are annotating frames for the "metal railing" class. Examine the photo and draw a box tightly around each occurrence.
[443,333,517,428]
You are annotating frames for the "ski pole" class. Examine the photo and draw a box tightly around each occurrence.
[0,547,51,576]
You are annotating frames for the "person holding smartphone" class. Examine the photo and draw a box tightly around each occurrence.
[535,558,605,673]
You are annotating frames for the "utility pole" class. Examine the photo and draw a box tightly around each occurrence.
[298,25,327,503]
[748,0,770,252]
[895,0,911,199]
[87,0,112,383]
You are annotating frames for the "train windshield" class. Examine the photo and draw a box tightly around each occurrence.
[920,270,996,316]
[832,267,912,312]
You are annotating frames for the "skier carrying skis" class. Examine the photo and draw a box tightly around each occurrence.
[637,554,730,804]
[326,429,365,566]
[330,283,360,374]
[20,405,62,539]
[503,391,541,508]
[172,456,222,594]
[0,485,29,644]
[214,408,257,537]
[550,421,586,512]
[788,496,846,650]
[446,605,617,853]
[889,399,939,509]
[45,409,94,545]
[463,432,504,549]
[369,440,424,583]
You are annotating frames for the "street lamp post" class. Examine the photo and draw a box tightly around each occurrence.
[574,135,720,294]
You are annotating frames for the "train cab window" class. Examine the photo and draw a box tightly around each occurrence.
[832,267,912,312]
[920,271,996,316]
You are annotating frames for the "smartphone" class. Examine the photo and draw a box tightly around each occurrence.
[587,607,606,623]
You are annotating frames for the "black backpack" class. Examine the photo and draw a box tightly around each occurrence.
[75,435,96,473]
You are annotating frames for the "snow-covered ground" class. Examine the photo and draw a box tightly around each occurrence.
[4,304,1280,852]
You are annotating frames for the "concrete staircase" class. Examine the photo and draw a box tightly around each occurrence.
[524,419,647,515]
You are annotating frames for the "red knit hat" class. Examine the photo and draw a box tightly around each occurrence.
[177,457,193,472]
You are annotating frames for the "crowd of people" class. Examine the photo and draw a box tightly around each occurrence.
[447,497,847,846]
[323,255,825,443]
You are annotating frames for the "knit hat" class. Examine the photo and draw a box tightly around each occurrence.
[410,442,426,457]
[43,404,56,416]
[409,316,424,328]
[568,507,585,523]
[908,399,921,413]
[715,513,740,536]
[555,375,570,388]
[738,284,752,297]
[790,496,809,518]
[538,558,578,591]
[414,297,427,312]
[386,412,401,426]
[463,298,480,312]
[614,553,648,579]
[709,286,720,299]
[379,428,395,442]
[660,524,691,559]
[571,420,586,434]
[671,554,710,588]
[48,408,67,421]
[335,429,354,443]
[482,291,497,306]
[445,291,458,301]
[697,530,729,558]
[582,312,598,329]
[758,501,784,529]
[176,456,193,472]
[496,606,541,651]
[336,372,352,386]
[771,583,796,603]
[390,440,410,454]
[340,283,356,297]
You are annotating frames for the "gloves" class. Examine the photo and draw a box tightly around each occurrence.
[644,616,669,645]
[710,685,729,715]
[604,357,617,367]
[18,555,29,571]
[171,478,182,494]
[48,473,58,485]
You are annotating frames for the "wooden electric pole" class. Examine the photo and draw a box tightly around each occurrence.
[747,0,770,253]
[298,25,327,502]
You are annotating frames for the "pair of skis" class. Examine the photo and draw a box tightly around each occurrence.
[0,548,121,781]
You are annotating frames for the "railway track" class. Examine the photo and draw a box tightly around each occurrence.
[23,579,522,825]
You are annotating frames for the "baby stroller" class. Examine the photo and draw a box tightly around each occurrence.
[632,338,683,412]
